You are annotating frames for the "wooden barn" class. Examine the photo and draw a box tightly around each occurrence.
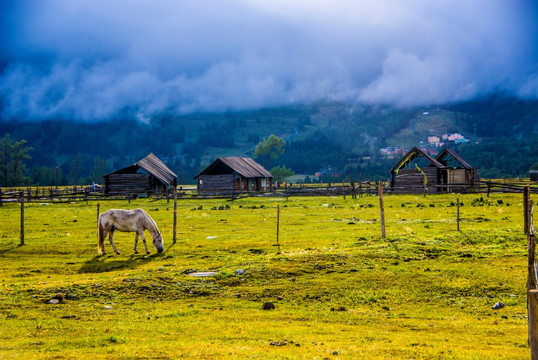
[195,157,272,194]
[389,147,444,193]
[389,147,478,193]
[434,148,480,191]
[104,153,177,196]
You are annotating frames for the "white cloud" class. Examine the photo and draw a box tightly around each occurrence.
[0,0,536,120]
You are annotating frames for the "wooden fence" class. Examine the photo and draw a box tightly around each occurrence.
[176,180,538,199]
[387,180,538,196]
[1,179,537,204]
[0,186,103,203]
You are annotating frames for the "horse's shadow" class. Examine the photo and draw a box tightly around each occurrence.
[0,244,21,255]
[78,251,168,274]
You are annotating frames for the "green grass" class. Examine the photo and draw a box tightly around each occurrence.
[0,193,532,359]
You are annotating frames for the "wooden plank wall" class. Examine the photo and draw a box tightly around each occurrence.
[448,169,467,184]
[105,173,150,195]
[198,174,235,193]
[395,168,439,188]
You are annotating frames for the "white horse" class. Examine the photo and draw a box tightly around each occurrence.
[98,209,164,255]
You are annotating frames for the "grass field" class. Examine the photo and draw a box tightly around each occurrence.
[0,193,532,359]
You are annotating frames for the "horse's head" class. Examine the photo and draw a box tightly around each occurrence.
[153,232,164,253]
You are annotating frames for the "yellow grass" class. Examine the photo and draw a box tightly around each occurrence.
[0,193,532,359]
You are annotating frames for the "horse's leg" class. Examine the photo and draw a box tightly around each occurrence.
[108,228,121,255]
[139,230,150,255]
[133,232,139,254]
[100,228,108,255]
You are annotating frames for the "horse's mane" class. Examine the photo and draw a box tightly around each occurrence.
[141,209,160,233]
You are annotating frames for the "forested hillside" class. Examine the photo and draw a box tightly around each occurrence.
[1,94,537,186]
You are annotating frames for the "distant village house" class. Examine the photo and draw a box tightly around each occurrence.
[427,136,441,147]
[379,146,407,157]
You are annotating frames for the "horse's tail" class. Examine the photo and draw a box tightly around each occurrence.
[98,213,105,254]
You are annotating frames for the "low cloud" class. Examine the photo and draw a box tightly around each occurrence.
[1,0,536,121]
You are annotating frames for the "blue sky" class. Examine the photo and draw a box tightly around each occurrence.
[1,0,537,121]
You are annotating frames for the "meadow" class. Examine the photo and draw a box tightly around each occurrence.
[0,192,532,359]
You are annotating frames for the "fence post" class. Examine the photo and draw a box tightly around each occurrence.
[528,200,536,290]
[527,198,537,358]
[457,198,460,232]
[487,180,491,197]
[0,188,2,206]
[529,290,538,359]
[173,186,177,244]
[20,192,24,245]
[378,182,386,238]
[525,185,531,234]
[276,205,281,253]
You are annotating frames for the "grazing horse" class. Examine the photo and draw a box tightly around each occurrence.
[98,209,164,255]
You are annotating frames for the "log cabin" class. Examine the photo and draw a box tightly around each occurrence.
[389,147,479,193]
[104,153,177,196]
[195,157,272,195]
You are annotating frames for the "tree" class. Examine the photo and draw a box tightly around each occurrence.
[253,134,285,168]
[31,165,63,186]
[270,165,294,184]
[68,153,84,185]
[0,134,33,186]
[0,134,11,186]
[89,156,109,184]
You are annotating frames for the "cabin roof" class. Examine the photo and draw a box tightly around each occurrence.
[105,153,177,185]
[390,147,445,174]
[435,148,473,170]
[195,157,272,179]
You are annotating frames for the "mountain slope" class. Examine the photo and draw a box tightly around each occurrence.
[1,94,537,185]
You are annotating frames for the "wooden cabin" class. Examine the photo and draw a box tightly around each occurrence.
[195,157,272,194]
[389,147,478,193]
[389,147,444,193]
[434,148,480,191]
[104,153,177,196]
